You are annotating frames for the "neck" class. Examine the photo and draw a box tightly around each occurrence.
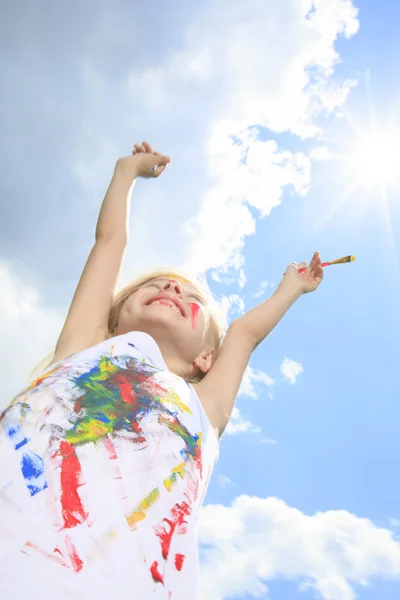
[152,337,195,380]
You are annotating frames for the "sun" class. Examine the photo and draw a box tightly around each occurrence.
[341,124,400,193]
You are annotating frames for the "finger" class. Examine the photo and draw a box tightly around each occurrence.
[151,164,168,177]
[134,144,144,153]
[310,254,320,275]
[142,141,153,153]
[152,154,171,167]
[150,155,171,176]
[298,261,307,268]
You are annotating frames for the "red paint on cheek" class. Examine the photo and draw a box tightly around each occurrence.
[189,303,200,330]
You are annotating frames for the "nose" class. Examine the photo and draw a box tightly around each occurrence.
[162,279,183,296]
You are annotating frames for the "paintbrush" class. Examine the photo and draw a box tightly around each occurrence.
[298,255,356,273]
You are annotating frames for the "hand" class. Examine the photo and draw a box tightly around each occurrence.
[282,251,324,294]
[115,141,171,180]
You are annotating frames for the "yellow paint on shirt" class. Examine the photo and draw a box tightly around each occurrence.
[126,487,160,529]
[164,462,186,491]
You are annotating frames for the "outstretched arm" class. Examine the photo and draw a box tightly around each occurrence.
[196,253,323,436]
[52,142,171,364]
[236,252,323,348]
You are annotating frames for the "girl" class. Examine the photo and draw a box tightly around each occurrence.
[0,141,323,599]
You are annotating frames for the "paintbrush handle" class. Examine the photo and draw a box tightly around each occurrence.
[298,262,329,273]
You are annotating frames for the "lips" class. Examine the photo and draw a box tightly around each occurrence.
[145,293,185,317]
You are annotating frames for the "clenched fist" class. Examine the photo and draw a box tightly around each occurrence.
[116,141,171,180]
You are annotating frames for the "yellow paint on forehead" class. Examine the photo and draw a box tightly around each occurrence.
[161,273,194,285]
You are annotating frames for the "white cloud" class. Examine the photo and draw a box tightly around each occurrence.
[217,294,246,330]
[253,280,272,298]
[310,145,333,161]
[123,0,359,277]
[210,267,247,290]
[223,366,275,436]
[260,437,277,445]
[0,264,63,406]
[199,495,400,600]
[238,365,275,400]
[217,475,232,489]
[185,134,312,273]
[281,357,304,384]
[224,407,261,436]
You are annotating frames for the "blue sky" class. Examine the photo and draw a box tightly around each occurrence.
[1,1,400,598]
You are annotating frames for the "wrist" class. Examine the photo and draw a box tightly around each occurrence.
[114,159,138,184]
[275,280,303,303]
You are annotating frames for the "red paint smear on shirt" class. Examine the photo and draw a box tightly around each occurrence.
[189,302,200,330]
[154,501,191,560]
[150,561,164,585]
[23,541,68,568]
[59,440,88,529]
[65,535,84,572]
[103,434,117,460]
[114,372,139,408]
[175,553,185,571]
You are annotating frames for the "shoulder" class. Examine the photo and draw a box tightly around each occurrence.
[51,328,110,366]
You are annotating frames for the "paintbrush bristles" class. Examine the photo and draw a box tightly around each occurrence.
[328,255,355,266]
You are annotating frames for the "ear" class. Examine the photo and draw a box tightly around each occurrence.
[193,345,216,375]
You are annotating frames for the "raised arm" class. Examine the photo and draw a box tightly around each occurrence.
[196,253,323,436]
[52,142,171,364]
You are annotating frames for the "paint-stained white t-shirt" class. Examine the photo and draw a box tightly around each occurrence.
[0,332,219,599]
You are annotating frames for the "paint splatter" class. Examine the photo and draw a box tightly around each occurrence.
[24,538,83,573]
[21,451,48,496]
[103,434,118,460]
[59,440,88,529]
[1,345,207,584]
[154,501,191,560]
[23,541,68,568]
[150,560,164,585]
[65,535,84,572]
[64,355,190,448]
[175,553,185,571]
[5,422,48,496]
[158,414,202,476]
[164,462,185,492]
[126,487,160,529]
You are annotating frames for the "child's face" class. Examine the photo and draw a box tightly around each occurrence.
[115,276,212,362]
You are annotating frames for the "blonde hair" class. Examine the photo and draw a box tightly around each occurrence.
[29,267,226,385]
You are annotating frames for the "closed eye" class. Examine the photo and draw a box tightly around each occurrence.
[146,282,162,289]
[189,293,205,304]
